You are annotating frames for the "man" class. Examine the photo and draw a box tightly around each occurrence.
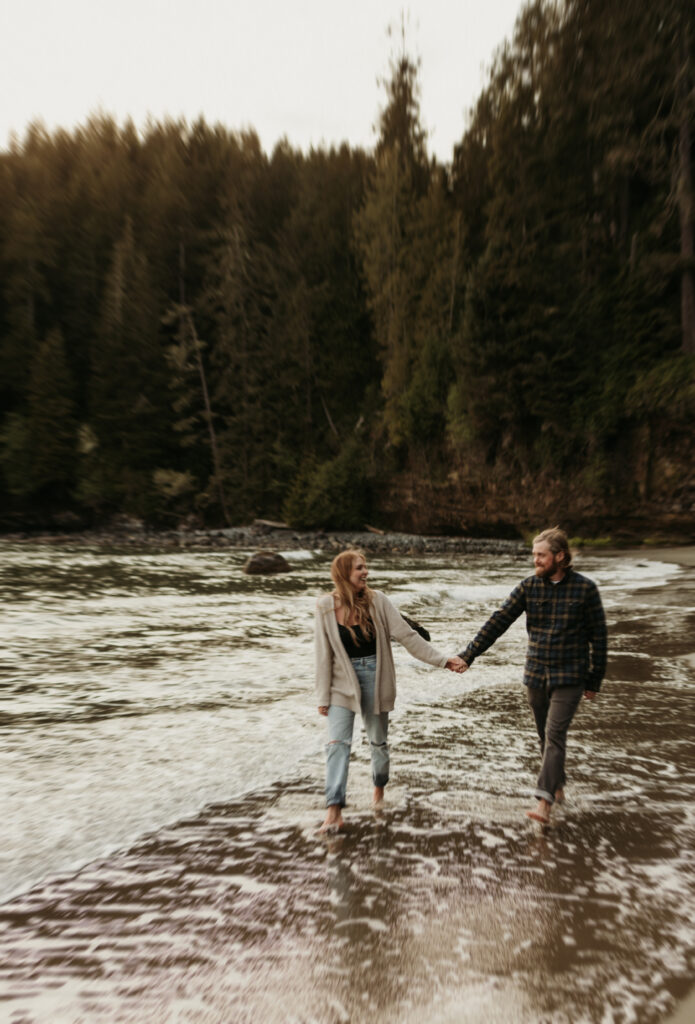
[458,527,607,824]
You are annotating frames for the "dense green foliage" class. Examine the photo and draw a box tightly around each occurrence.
[1,0,693,530]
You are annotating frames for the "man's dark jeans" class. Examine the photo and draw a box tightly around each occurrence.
[526,682,584,804]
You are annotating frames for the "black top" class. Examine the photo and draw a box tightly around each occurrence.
[338,621,377,659]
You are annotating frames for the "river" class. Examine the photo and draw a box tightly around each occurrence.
[1,540,694,1023]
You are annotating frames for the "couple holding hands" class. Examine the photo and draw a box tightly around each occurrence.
[315,528,607,832]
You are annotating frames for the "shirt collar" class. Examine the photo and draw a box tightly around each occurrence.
[542,568,572,586]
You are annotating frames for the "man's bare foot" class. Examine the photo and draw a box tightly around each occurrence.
[318,805,344,833]
[554,788,565,804]
[373,786,385,807]
[525,798,552,824]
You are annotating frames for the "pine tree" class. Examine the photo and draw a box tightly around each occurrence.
[355,43,457,448]
[81,218,170,515]
[28,328,78,498]
[202,214,278,521]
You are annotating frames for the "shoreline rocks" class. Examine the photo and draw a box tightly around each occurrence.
[0,522,530,557]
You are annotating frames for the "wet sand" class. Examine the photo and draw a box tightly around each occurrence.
[606,546,695,568]
[665,988,695,1024]
[573,543,695,1024]
[1,543,693,1022]
[635,547,695,1024]
[3,680,694,1023]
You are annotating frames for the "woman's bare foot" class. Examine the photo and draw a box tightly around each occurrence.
[554,788,565,804]
[373,786,385,807]
[525,798,552,824]
[319,805,344,833]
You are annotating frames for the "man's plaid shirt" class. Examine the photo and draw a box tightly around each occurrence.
[459,569,607,690]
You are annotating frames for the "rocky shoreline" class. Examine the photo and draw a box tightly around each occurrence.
[0,519,530,557]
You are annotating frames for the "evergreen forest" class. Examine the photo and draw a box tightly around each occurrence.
[1,0,694,538]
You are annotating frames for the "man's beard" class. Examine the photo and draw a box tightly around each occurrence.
[536,560,562,578]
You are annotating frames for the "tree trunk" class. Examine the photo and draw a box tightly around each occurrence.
[187,311,231,525]
[178,241,231,524]
[677,32,695,354]
[448,211,461,334]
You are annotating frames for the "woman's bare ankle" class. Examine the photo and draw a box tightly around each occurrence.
[319,805,343,832]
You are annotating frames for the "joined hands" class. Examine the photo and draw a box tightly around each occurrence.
[446,656,468,673]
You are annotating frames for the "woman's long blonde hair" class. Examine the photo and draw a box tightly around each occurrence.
[330,548,375,643]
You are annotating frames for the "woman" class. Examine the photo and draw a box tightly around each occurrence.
[315,549,464,832]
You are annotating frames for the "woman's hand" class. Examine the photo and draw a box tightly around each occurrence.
[446,656,468,673]
[318,705,329,716]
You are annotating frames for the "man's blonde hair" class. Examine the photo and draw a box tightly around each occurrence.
[533,526,573,569]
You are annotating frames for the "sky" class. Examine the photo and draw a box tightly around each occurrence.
[1,0,525,163]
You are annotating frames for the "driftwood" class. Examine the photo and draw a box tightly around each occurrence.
[253,519,292,531]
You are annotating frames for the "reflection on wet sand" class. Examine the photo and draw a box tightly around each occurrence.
[2,675,694,1022]
[0,545,693,1022]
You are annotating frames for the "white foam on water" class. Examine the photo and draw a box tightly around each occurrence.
[1,540,694,1024]
[282,549,316,561]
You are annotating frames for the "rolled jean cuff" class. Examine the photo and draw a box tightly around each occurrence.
[534,788,555,804]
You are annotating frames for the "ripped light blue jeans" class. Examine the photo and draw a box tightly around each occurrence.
[325,654,390,808]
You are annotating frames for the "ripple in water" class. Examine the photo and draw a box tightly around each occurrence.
[0,541,693,1022]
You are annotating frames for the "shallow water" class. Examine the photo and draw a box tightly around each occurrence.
[0,542,694,1022]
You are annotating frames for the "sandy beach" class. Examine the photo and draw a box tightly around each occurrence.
[643,545,695,1024]
[620,544,695,1024]
[606,545,695,568]
[1,538,693,1022]
[665,988,695,1024]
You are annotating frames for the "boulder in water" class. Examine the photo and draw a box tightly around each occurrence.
[243,550,292,575]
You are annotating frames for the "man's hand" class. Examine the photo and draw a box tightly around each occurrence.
[583,690,598,701]
[318,705,329,716]
[446,656,468,673]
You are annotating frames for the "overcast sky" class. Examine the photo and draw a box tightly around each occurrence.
[2,0,524,163]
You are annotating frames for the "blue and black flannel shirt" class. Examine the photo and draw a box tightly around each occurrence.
[459,569,607,690]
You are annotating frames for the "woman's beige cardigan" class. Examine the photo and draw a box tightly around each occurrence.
[314,589,448,714]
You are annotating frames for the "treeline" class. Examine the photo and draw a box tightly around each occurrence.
[1,0,693,532]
